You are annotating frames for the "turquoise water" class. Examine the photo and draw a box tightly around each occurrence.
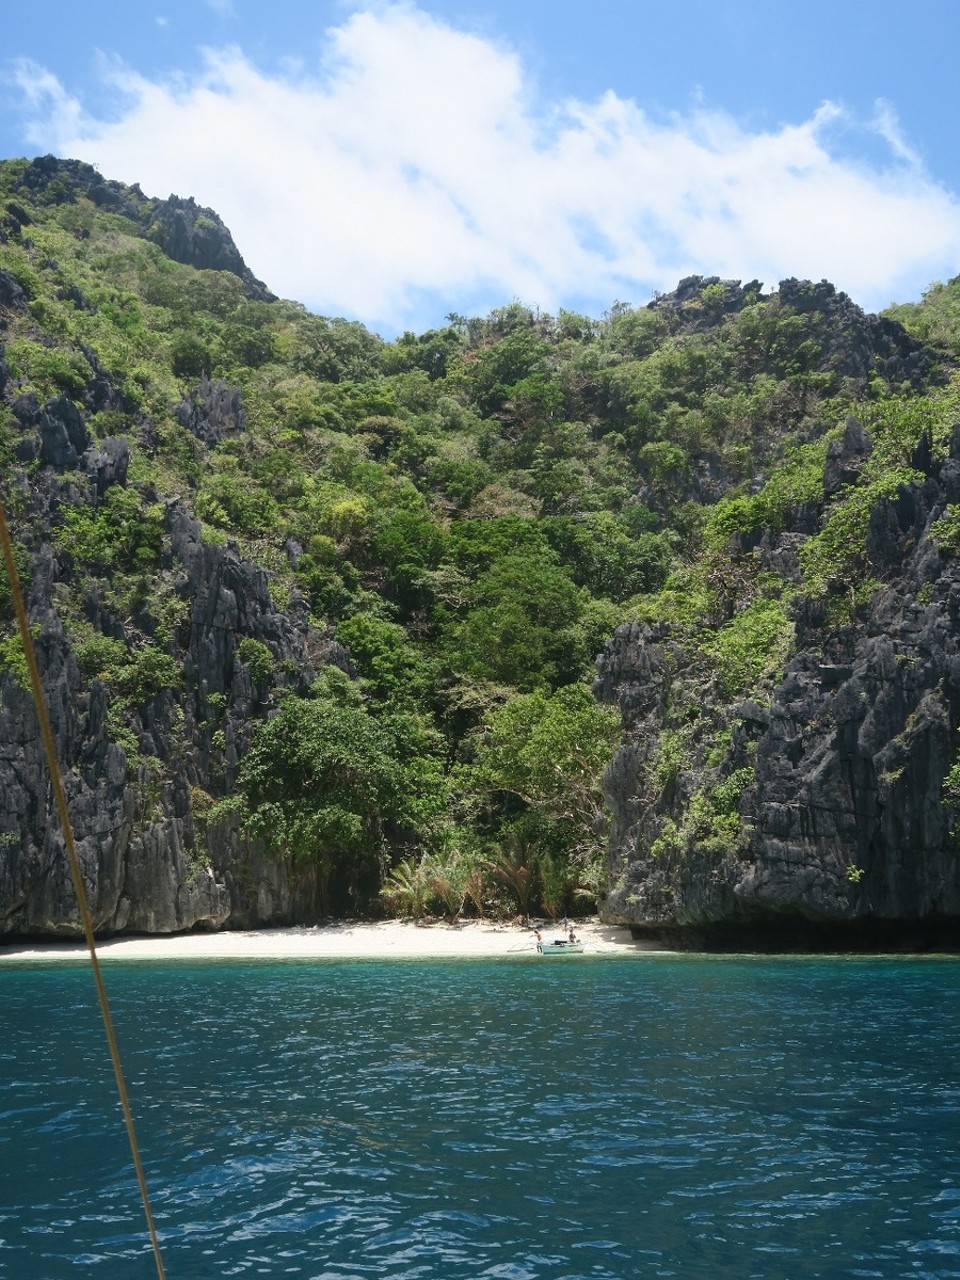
[2,955,960,1279]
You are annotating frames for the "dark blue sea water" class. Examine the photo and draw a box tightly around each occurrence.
[2,955,960,1280]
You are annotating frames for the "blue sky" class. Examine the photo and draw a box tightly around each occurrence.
[4,1,960,336]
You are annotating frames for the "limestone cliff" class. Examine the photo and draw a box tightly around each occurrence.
[0,382,347,937]
[597,418,960,948]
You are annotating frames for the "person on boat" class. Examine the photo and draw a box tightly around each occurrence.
[568,926,578,944]
[534,929,543,953]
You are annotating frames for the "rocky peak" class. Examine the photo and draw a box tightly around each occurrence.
[9,156,273,301]
[146,195,274,300]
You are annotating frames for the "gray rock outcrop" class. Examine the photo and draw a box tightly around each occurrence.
[145,195,274,300]
[14,156,273,300]
[597,420,960,948]
[0,376,331,937]
[175,374,247,446]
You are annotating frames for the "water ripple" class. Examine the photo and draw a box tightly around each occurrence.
[3,956,960,1277]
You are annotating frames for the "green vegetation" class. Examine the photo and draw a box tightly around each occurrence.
[1,158,956,919]
[237,669,447,913]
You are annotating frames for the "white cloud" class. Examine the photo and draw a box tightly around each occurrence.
[12,60,90,151]
[11,5,960,333]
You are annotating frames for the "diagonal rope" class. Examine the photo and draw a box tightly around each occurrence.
[0,500,168,1280]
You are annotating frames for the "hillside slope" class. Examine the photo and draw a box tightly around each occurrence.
[2,154,959,943]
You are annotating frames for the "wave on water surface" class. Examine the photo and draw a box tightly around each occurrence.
[2,956,960,1278]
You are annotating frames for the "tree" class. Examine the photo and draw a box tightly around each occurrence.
[468,683,620,834]
[462,327,551,417]
[335,613,433,708]
[542,513,673,600]
[460,683,621,910]
[290,315,383,383]
[443,550,590,691]
[238,669,447,913]
[367,505,447,613]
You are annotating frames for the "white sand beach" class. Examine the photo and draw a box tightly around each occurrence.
[0,917,650,962]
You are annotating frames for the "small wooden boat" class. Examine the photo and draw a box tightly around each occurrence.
[536,936,584,955]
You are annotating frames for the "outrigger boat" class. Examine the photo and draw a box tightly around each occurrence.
[535,929,584,955]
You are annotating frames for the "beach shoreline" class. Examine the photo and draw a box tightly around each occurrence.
[0,916,651,962]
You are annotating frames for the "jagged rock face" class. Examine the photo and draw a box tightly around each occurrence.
[0,374,335,937]
[650,277,937,391]
[0,161,345,938]
[632,278,940,516]
[0,270,27,311]
[175,374,247,446]
[597,423,960,946]
[145,196,273,301]
[11,156,273,301]
[0,504,325,936]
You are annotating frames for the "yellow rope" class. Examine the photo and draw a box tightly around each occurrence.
[0,500,168,1280]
